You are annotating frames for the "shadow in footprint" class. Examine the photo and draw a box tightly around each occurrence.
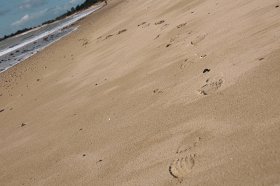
[191,34,207,46]
[105,35,113,40]
[138,22,146,27]
[153,89,163,94]
[154,34,160,40]
[155,20,165,25]
[177,22,187,29]
[117,29,127,35]
[169,154,196,182]
[138,22,150,28]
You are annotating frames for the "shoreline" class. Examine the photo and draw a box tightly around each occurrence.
[1,0,280,185]
[0,2,105,73]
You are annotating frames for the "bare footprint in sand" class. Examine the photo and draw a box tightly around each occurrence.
[117,29,127,35]
[153,89,163,94]
[179,58,191,70]
[154,34,160,40]
[138,22,150,28]
[79,38,89,46]
[155,20,165,25]
[138,22,146,27]
[161,24,169,30]
[177,22,187,29]
[200,54,207,59]
[105,34,113,40]
[169,135,202,182]
[165,38,176,48]
[191,33,207,46]
[169,154,196,182]
[198,76,224,95]
[176,136,201,154]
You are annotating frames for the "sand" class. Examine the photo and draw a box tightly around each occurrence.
[1,0,280,185]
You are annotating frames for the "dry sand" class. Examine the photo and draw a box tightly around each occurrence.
[1,0,280,185]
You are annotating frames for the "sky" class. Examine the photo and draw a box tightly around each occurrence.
[0,0,85,37]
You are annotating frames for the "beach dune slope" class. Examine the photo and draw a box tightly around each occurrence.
[1,0,280,185]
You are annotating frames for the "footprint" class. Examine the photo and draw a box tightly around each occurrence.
[176,136,201,154]
[105,34,113,40]
[177,22,187,29]
[179,58,190,70]
[138,22,150,28]
[155,20,165,25]
[79,38,89,46]
[117,29,127,35]
[138,22,146,27]
[176,146,192,154]
[169,135,202,181]
[190,33,207,46]
[143,23,150,28]
[198,76,224,95]
[82,41,89,46]
[200,54,207,59]
[170,38,175,42]
[165,38,176,48]
[154,34,160,40]
[169,154,196,181]
[153,89,163,94]
[180,63,187,70]
[161,24,169,30]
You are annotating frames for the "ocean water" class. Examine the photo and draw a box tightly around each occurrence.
[0,3,104,73]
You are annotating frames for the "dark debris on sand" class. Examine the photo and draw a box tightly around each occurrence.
[203,69,211,73]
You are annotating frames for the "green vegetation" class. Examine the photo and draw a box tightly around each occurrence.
[42,0,103,25]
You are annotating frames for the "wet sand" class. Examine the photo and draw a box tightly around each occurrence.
[1,0,280,185]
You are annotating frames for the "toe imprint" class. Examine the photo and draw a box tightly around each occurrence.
[169,154,195,180]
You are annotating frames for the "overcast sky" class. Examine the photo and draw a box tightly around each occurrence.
[0,0,85,37]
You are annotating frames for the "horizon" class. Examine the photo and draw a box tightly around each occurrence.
[0,0,85,37]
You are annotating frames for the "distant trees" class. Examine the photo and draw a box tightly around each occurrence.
[0,27,35,42]
[43,0,103,26]
[0,0,104,42]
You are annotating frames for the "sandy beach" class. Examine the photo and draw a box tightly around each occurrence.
[1,0,280,185]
